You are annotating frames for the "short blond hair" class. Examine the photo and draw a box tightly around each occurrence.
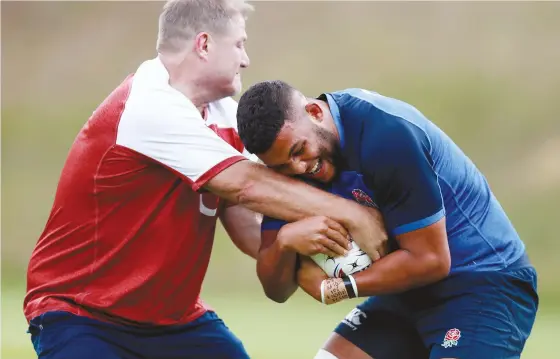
[156,0,254,53]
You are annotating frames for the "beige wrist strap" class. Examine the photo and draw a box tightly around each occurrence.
[320,278,349,305]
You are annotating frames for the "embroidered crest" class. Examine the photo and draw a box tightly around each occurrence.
[351,189,377,208]
[441,328,461,348]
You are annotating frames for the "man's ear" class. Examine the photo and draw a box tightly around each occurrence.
[305,102,324,123]
[194,32,211,59]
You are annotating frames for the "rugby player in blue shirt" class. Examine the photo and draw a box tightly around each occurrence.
[236,80,538,359]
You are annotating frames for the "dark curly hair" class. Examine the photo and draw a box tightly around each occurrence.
[236,80,295,154]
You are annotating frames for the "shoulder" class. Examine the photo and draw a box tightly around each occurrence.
[118,58,205,142]
[372,116,430,148]
[328,89,426,123]
[126,57,199,120]
[116,59,217,152]
[328,89,432,150]
[364,118,433,170]
[355,110,433,178]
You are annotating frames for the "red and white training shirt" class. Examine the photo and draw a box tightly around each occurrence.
[24,57,253,326]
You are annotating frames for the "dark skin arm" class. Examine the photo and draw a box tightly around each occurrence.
[220,204,262,259]
[353,218,450,295]
[257,216,349,303]
[257,229,298,303]
[297,218,451,301]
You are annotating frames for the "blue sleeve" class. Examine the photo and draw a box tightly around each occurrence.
[361,121,445,237]
[261,215,288,232]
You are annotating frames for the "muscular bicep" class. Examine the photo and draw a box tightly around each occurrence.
[396,217,449,261]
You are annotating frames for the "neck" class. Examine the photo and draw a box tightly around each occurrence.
[158,52,215,109]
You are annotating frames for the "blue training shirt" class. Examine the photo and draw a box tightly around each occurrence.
[262,88,526,273]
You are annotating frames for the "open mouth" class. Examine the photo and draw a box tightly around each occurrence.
[308,158,323,175]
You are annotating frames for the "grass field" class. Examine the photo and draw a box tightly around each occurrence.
[2,284,558,359]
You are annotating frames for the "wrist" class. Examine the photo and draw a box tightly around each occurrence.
[276,228,294,252]
[340,203,366,230]
[320,275,358,305]
[344,275,359,298]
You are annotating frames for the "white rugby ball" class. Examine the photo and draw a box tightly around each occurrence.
[311,241,373,278]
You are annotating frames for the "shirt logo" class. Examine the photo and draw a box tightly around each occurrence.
[441,328,461,348]
[199,193,219,217]
[351,189,377,208]
[342,308,367,331]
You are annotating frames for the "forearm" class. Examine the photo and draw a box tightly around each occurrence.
[208,160,362,226]
[353,249,450,296]
[207,160,388,260]
[257,240,298,303]
[237,165,389,259]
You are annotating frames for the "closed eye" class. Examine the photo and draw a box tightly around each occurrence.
[291,141,306,158]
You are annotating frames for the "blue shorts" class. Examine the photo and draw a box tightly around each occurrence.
[28,310,250,359]
[335,254,539,359]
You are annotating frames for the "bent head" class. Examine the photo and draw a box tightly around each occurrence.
[237,80,343,183]
[157,0,252,99]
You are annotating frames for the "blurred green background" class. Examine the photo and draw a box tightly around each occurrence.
[2,1,560,358]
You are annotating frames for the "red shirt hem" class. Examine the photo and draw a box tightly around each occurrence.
[24,297,208,327]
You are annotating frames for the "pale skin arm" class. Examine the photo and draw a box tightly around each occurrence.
[205,159,389,260]
[219,204,262,260]
[257,229,299,303]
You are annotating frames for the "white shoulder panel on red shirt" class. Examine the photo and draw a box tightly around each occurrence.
[116,57,248,188]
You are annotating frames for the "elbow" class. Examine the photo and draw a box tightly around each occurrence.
[433,253,451,280]
[435,259,451,280]
[257,271,294,303]
[264,289,290,304]
[237,245,258,260]
[260,280,292,303]
[424,252,451,282]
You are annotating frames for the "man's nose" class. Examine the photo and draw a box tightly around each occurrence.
[241,51,250,68]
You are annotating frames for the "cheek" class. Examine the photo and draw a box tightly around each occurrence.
[223,51,241,73]
[213,49,235,68]
[303,145,321,160]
